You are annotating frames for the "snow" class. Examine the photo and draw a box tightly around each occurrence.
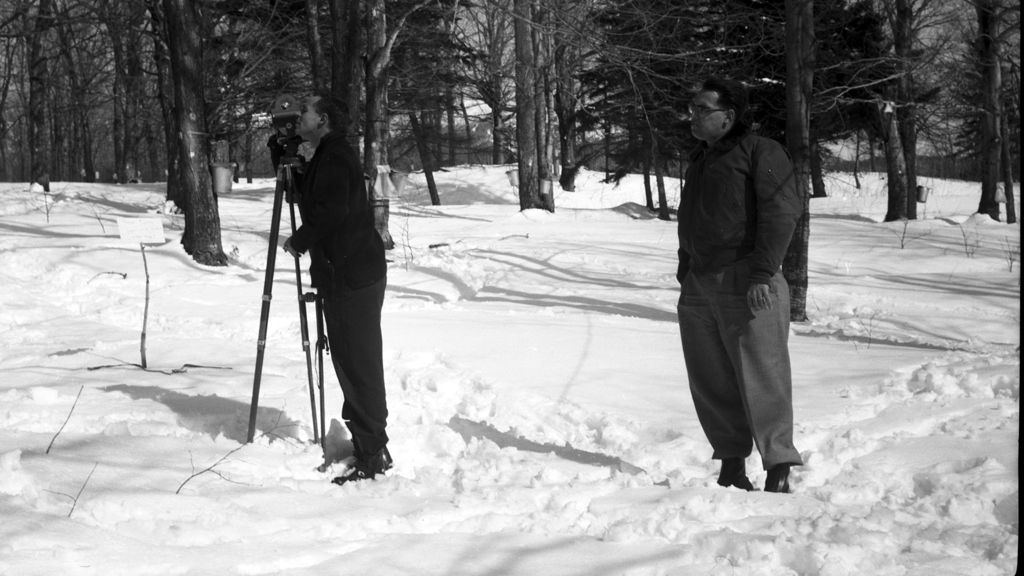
[0,166,1018,575]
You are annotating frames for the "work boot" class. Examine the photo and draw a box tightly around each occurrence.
[717,457,754,491]
[764,464,791,493]
[332,446,393,486]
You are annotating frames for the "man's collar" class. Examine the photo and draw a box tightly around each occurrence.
[690,122,750,160]
[710,122,750,151]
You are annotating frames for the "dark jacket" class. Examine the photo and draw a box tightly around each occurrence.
[288,131,386,291]
[677,124,802,287]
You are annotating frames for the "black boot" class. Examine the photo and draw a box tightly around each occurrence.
[332,446,393,485]
[764,464,791,493]
[717,458,754,491]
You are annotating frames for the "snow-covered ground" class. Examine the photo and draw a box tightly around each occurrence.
[0,166,1018,575]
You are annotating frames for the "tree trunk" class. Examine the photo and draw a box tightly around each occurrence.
[460,93,472,152]
[783,0,813,323]
[56,11,94,182]
[654,154,669,221]
[853,130,861,189]
[898,99,918,219]
[554,31,579,192]
[364,0,388,177]
[102,1,128,183]
[163,0,226,265]
[0,42,14,181]
[642,155,653,211]
[513,0,542,210]
[532,2,553,187]
[430,108,444,167]
[809,136,826,198]
[975,0,1002,221]
[243,131,254,183]
[894,0,918,220]
[29,0,54,191]
[124,3,147,181]
[410,112,440,205]
[305,0,326,93]
[445,86,457,165]
[881,100,909,221]
[868,131,876,172]
[145,121,160,182]
[490,101,505,164]
[148,0,183,206]
[49,88,65,181]
[1000,107,1016,223]
[329,0,362,137]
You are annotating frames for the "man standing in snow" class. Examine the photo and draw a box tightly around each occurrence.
[273,92,392,485]
[676,77,803,493]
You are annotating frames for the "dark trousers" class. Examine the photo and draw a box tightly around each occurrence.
[321,276,389,456]
[677,268,802,470]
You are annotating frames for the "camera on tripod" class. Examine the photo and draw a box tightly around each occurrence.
[270,94,304,159]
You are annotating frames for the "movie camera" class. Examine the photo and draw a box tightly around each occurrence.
[269,94,304,158]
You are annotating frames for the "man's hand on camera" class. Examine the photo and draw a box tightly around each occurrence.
[283,237,300,258]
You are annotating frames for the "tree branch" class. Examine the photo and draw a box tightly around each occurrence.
[175,444,246,494]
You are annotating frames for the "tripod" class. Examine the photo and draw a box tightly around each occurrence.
[246,155,327,451]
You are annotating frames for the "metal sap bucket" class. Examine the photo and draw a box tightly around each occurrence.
[916,185,931,203]
[212,163,235,194]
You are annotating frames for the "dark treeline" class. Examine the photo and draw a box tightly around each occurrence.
[0,0,1019,263]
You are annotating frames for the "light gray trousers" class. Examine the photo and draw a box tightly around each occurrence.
[677,267,802,470]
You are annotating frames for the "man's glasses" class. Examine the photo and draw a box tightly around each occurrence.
[688,104,729,118]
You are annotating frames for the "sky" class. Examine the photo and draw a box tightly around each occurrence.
[0,165,1018,576]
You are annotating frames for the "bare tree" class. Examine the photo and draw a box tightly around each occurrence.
[880,97,910,221]
[304,0,326,93]
[532,1,556,188]
[329,0,362,137]
[54,3,96,183]
[162,0,226,266]
[552,2,584,190]
[784,0,814,322]
[98,0,147,183]
[363,0,430,174]
[146,0,182,205]
[892,0,919,219]
[879,0,959,219]
[974,0,1014,221]
[0,38,15,181]
[408,110,441,204]
[454,0,515,164]
[513,0,545,210]
[28,0,53,191]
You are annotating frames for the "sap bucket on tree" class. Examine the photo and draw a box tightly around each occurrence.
[212,162,236,195]
[916,185,931,203]
[539,178,556,212]
[995,183,1007,203]
[369,165,405,250]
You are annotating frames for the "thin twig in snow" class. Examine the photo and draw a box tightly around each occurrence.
[68,462,99,519]
[90,205,107,233]
[175,444,247,495]
[46,385,84,454]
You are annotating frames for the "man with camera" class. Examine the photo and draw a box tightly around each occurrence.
[271,92,391,485]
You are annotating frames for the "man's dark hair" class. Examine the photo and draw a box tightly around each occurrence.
[699,77,749,122]
[313,91,350,134]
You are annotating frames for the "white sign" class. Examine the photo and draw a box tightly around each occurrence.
[117,217,165,244]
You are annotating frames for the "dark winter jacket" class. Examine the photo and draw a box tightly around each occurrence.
[677,124,803,286]
[287,131,386,291]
